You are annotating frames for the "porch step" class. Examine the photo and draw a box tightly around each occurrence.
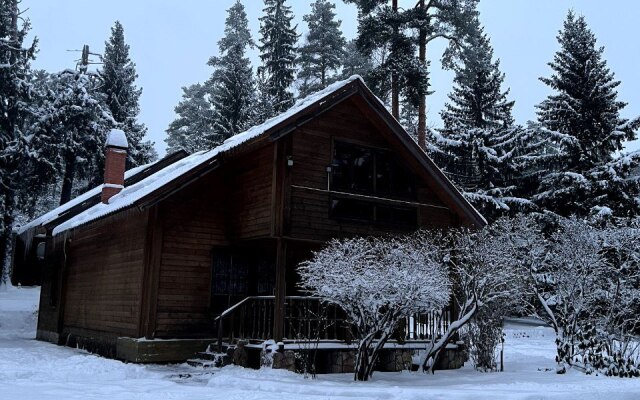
[186,358,219,368]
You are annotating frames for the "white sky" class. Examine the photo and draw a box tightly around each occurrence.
[23,0,640,156]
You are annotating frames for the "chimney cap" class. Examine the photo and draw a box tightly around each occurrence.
[106,129,128,149]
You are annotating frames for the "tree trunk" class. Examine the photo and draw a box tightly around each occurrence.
[60,153,76,206]
[391,0,399,119]
[417,0,427,150]
[0,190,15,285]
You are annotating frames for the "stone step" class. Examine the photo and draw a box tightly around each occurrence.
[186,358,218,368]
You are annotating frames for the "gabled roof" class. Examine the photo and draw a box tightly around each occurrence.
[49,76,486,236]
[18,150,189,238]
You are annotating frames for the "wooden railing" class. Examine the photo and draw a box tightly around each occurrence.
[214,296,452,350]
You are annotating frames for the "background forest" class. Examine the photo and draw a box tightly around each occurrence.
[1,0,639,284]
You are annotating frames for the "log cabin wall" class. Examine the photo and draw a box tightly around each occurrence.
[153,144,275,338]
[60,209,147,351]
[288,98,457,242]
[227,143,275,240]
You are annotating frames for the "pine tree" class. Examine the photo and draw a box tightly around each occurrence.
[347,0,478,147]
[207,0,255,140]
[297,0,346,97]
[165,83,216,154]
[534,11,640,217]
[0,0,37,282]
[101,21,154,167]
[258,0,298,114]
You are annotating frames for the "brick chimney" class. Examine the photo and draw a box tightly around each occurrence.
[101,129,128,204]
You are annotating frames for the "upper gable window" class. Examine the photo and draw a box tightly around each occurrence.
[331,140,416,199]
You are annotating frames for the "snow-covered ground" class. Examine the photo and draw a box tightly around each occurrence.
[1,285,639,400]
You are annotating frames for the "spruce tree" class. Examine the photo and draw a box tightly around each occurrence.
[534,11,640,217]
[339,39,372,79]
[207,0,255,140]
[429,21,544,220]
[101,21,154,167]
[297,0,346,97]
[0,0,37,282]
[165,83,216,154]
[441,23,514,131]
[258,0,298,114]
[35,66,115,205]
[251,69,277,126]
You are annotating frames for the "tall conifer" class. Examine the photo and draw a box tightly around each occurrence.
[534,11,640,218]
[297,0,346,97]
[208,0,255,139]
[101,21,154,167]
[259,0,298,114]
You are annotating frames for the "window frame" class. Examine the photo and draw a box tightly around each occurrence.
[330,138,417,201]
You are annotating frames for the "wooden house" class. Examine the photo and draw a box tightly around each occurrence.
[22,77,485,365]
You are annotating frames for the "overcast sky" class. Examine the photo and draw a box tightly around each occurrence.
[23,0,640,156]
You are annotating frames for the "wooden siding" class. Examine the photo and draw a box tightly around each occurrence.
[154,146,274,338]
[155,172,227,338]
[288,98,455,242]
[227,144,274,239]
[62,209,147,339]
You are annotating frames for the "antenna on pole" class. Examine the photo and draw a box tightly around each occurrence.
[67,44,103,72]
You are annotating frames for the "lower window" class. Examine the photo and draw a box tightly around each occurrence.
[330,197,417,227]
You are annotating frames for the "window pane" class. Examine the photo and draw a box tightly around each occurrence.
[230,254,250,295]
[376,150,415,199]
[377,205,418,227]
[211,251,232,295]
[256,259,275,295]
[332,142,373,193]
[330,198,374,221]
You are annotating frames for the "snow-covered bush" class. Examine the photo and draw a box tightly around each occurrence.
[298,235,451,381]
[510,214,640,376]
[420,220,529,373]
[466,306,504,372]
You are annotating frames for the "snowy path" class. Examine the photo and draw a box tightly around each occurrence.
[1,286,639,400]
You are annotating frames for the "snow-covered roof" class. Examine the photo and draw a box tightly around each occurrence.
[17,161,155,235]
[106,129,128,148]
[42,74,485,236]
[51,76,364,236]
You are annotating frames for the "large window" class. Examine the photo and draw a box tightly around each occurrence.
[331,141,416,199]
[330,198,418,227]
[329,141,418,227]
[211,249,275,314]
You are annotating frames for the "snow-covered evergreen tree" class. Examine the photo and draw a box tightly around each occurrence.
[428,21,541,220]
[101,21,154,167]
[34,67,114,205]
[165,83,216,154]
[0,0,37,282]
[258,0,298,114]
[441,22,513,131]
[250,69,277,126]
[207,0,255,140]
[339,39,372,80]
[297,0,346,97]
[534,11,640,217]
